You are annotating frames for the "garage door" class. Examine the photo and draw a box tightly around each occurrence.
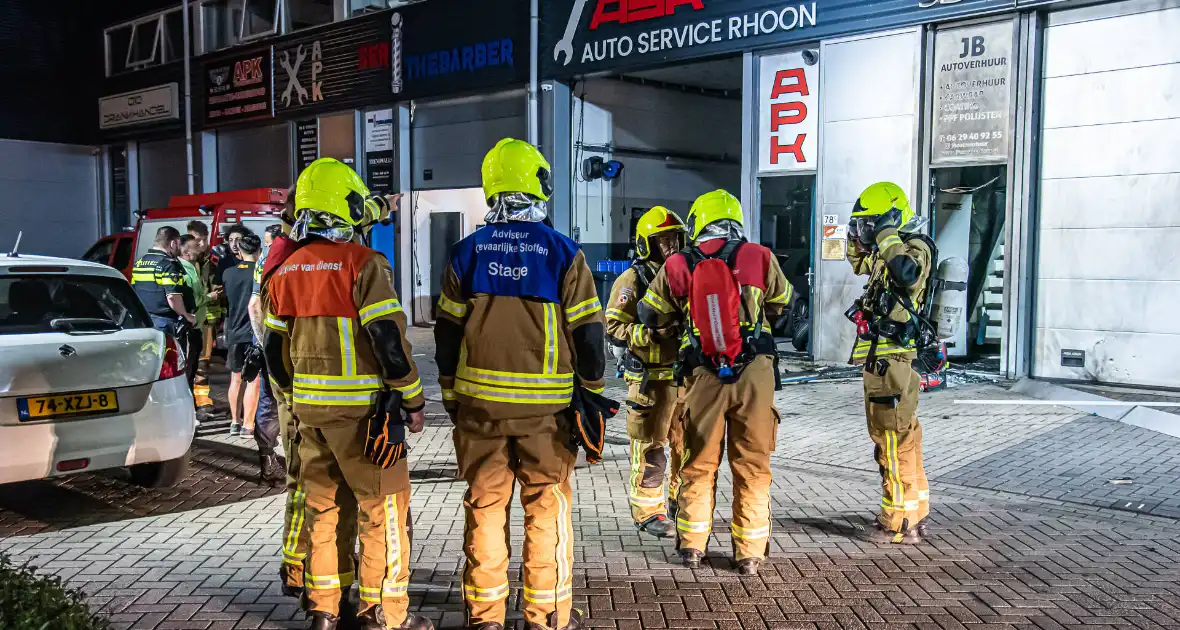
[1034,3,1180,387]
[0,140,98,259]
[411,90,526,191]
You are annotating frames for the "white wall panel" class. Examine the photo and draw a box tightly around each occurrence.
[1040,173,1180,230]
[1043,63,1180,129]
[820,33,921,123]
[1037,279,1178,335]
[1037,227,1180,282]
[1035,4,1180,387]
[0,140,98,259]
[1040,118,1180,179]
[812,28,921,362]
[819,117,916,204]
[1043,7,1180,77]
[1034,328,1180,388]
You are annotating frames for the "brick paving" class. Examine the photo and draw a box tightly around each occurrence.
[4,328,1180,629]
[0,440,283,538]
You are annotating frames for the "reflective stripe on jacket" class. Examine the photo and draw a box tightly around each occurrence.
[435,221,606,420]
[263,239,423,423]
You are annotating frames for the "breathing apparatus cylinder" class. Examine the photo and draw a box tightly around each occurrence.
[930,257,969,341]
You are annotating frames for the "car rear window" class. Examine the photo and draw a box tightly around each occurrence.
[0,274,151,335]
[112,237,135,271]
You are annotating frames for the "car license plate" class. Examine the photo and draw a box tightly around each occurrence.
[17,391,118,421]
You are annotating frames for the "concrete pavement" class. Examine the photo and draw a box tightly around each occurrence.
[3,328,1180,629]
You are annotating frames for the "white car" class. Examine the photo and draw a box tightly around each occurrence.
[0,253,196,487]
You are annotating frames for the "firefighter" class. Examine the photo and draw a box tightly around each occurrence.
[254,188,399,605]
[605,206,687,538]
[434,138,605,630]
[261,159,431,630]
[637,190,793,576]
[845,182,932,544]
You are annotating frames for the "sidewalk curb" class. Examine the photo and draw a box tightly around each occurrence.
[1012,377,1180,439]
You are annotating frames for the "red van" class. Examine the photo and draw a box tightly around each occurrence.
[83,188,288,278]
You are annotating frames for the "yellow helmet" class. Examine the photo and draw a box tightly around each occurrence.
[294,158,371,227]
[851,182,913,227]
[686,189,743,240]
[635,206,686,259]
[481,138,553,204]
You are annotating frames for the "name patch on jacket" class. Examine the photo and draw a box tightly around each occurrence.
[454,222,578,304]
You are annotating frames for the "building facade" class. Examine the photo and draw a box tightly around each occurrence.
[538,0,1180,389]
[90,0,1180,388]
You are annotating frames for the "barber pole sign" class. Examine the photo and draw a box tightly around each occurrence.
[758,51,818,173]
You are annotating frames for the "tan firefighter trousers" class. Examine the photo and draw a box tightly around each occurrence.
[454,413,576,628]
[278,401,359,593]
[626,381,685,523]
[864,356,930,532]
[298,416,411,623]
[676,356,778,561]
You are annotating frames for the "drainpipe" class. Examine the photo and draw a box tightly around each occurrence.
[527,0,539,145]
[182,0,195,194]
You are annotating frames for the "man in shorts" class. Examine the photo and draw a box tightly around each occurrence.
[223,232,263,437]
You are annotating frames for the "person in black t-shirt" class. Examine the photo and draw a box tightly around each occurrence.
[223,233,262,438]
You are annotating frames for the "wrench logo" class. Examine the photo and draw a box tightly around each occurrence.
[280,45,309,107]
[554,0,591,66]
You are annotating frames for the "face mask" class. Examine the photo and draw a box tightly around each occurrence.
[484,192,548,224]
[292,212,356,243]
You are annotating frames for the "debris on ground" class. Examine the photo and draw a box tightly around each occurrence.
[776,349,1008,391]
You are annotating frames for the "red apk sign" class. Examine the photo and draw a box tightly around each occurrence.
[768,69,808,164]
[590,0,705,30]
[759,52,817,172]
[233,57,264,87]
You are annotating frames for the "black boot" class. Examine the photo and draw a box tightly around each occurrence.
[259,453,284,486]
[279,566,305,601]
[465,623,504,630]
[526,609,585,630]
[679,548,704,569]
[859,521,926,545]
[637,514,675,539]
[307,611,339,630]
[736,557,762,576]
[392,613,436,630]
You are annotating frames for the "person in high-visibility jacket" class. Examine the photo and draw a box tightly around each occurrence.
[845,182,933,544]
[637,190,794,576]
[605,206,687,539]
[262,158,431,630]
[434,138,605,630]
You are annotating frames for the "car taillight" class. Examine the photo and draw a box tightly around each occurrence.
[160,334,186,380]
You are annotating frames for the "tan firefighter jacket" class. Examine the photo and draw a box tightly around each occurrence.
[434,221,607,426]
[638,239,793,359]
[261,239,424,427]
[845,227,933,365]
[606,261,679,383]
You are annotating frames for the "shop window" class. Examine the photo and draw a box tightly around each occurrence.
[126,19,162,69]
[105,4,197,76]
[105,24,134,75]
[241,0,281,39]
[160,7,199,61]
[288,0,335,30]
[201,0,242,52]
[350,0,425,15]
